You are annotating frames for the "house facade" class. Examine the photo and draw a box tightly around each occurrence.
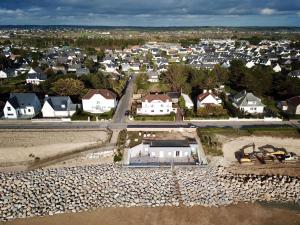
[137,94,177,115]
[26,68,47,85]
[126,139,199,165]
[3,93,41,119]
[231,90,265,114]
[197,90,222,108]
[82,89,117,114]
[42,96,77,118]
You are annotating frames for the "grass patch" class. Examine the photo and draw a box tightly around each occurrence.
[71,109,114,121]
[127,131,143,148]
[134,114,175,121]
[114,129,127,162]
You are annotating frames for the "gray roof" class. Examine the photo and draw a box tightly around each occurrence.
[8,93,39,109]
[45,96,76,111]
[232,90,265,107]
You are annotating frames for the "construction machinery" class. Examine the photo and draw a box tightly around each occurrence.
[235,143,299,164]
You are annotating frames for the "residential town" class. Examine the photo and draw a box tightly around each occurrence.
[0,27,300,225]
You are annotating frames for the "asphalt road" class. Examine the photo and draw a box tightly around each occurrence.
[0,120,293,130]
[112,74,136,123]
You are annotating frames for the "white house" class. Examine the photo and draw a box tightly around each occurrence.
[231,90,265,114]
[126,139,200,166]
[0,70,8,79]
[147,71,159,83]
[3,93,41,119]
[245,61,255,69]
[273,64,282,72]
[82,89,117,114]
[42,96,77,118]
[137,94,177,115]
[197,90,222,108]
[26,68,47,85]
[181,93,194,109]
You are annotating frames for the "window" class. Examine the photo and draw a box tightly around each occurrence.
[7,107,11,111]
[160,110,163,112]
[151,110,154,112]
[27,109,31,113]
[175,151,180,157]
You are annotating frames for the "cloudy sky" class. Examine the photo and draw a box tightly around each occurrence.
[0,0,299,26]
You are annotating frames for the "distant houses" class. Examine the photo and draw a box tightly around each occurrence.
[3,93,41,119]
[82,89,117,114]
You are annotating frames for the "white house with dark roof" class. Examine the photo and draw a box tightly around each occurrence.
[231,90,265,114]
[82,89,117,114]
[42,96,77,118]
[137,94,176,115]
[26,68,47,85]
[3,93,41,119]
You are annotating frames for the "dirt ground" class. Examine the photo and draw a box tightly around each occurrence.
[4,203,300,225]
[0,129,108,166]
[221,135,300,162]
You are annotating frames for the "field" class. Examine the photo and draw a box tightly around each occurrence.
[4,203,300,225]
[0,129,109,170]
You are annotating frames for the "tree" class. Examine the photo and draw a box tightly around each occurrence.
[164,64,188,92]
[52,78,87,97]
[212,65,229,85]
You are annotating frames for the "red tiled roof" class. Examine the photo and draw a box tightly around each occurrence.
[197,92,218,102]
[142,94,171,103]
[82,89,116,100]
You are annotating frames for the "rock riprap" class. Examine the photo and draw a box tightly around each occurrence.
[177,166,300,207]
[0,165,178,222]
[0,164,299,222]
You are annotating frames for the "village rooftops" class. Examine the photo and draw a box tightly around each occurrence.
[82,89,116,100]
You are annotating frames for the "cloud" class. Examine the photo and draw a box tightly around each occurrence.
[260,8,276,15]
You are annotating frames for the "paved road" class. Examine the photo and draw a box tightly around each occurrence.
[113,74,136,123]
[0,120,293,130]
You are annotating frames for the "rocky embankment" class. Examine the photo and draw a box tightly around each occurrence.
[177,166,300,207]
[0,164,299,222]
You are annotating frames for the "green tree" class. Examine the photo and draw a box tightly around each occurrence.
[52,78,87,97]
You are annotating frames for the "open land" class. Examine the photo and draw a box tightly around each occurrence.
[0,129,109,169]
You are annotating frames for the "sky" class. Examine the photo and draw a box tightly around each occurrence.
[0,0,299,27]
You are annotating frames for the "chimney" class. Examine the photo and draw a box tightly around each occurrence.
[203,90,207,93]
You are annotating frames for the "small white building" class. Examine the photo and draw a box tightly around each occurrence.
[0,70,8,79]
[273,64,282,72]
[126,139,200,165]
[147,71,159,83]
[245,61,255,69]
[137,94,177,115]
[197,90,222,108]
[231,90,265,114]
[42,96,77,118]
[3,93,41,119]
[181,93,194,109]
[82,89,117,114]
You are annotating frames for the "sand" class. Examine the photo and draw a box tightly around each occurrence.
[3,203,300,225]
[0,130,108,166]
[222,136,300,162]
